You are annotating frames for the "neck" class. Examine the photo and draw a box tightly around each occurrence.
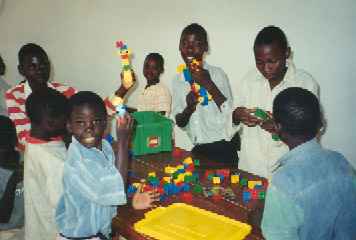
[269,67,287,90]
[146,79,159,88]
[30,126,51,141]
[284,135,312,150]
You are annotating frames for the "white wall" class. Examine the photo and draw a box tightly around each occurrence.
[1,0,355,167]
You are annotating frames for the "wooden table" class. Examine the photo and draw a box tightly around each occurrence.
[112,151,266,240]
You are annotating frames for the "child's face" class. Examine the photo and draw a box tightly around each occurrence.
[179,33,207,65]
[143,57,162,84]
[67,104,107,149]
[19,53,50,91]
[41,115,67,139]
[254,42,289,83]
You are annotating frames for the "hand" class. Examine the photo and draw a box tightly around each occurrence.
[260,118,277,134]
[132,190,160,210]
[116,113,134,140]
[120,70,136,90]
[233,107,263,127]
[190,68,212,90]
[186,91,199,111]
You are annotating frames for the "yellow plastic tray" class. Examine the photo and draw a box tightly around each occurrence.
[134,203,251,240]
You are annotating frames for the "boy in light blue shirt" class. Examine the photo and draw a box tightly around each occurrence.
[261,87,356,240]
[56,91,159,240]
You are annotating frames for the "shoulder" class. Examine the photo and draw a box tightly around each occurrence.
[294,69,319,89]
[5,83,24,97]
[205,63,227,76]
[48,82,77,98]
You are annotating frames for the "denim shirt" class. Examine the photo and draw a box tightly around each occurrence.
[262,139,356,240]
[56,137,126,237]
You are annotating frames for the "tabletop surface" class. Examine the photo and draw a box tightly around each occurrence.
[112,150,266,240]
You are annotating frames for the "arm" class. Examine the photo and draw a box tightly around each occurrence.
[261,184,303,240]
[175,91,198,128]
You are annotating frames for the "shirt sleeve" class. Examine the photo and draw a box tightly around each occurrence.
[65,147,126,206]
[261,184,303,240]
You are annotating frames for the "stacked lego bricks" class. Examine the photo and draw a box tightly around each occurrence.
[113,149,267,240]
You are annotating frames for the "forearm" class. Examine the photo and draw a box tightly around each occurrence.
[204,80,226,108]
[115,85,129,98]
[114,137,130,187]
[175,106,195,128]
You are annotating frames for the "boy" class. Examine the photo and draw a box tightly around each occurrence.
[261,87,356,239]
[136,53,171,116]
[172,23,237,164]
[24,88,69,240]
[0,116,24,231]
[5,43,76,151]
[56,91,158,240]
[0,55,11,116]
[233,26,319,178]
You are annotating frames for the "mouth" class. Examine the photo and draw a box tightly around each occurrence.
[82,137,95,144]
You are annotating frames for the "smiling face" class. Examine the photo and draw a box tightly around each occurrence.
[67,104,107,150]
[179,33,208,65]
[19,53,50,92]
[254,42,290,87]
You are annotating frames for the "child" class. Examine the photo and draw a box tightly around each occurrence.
[261,87,356,239]
[233,25,319,178]
[0,115,24,231]
[56,91,159,240]
[136,53,171,116]
[24,88,69,240]
[0,55,11,116]
[5,43,76,151]
[172,23,238,164]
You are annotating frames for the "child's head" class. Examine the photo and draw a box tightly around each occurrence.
[25,87,69,140]
[143,53,164,85]
[179,23,208,64]
[18,43,50,92]
[253,25,290,83]
[67,91,107,150]
[273,87,322,142]
[0,115,20,169]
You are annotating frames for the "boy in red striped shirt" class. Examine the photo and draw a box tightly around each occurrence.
[5,43,76,151]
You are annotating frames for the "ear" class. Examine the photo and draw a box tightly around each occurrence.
[66,121,73,134]
[285,47,291,59]
[18,64,24,76]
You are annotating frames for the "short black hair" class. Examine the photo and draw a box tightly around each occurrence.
[0,115,17,149]
[18,43,48,65]
[145,53,164,72]
[273,87,322,139]
[180,23,208,44]
[25,87,69,126]
[254,25,288,52]
[68,91,107,117]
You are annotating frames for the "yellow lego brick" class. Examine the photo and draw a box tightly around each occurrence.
[183,157,193,165]
[231,175,240,184]
[213,176,221,184]
[164,166,176,174]
[247,180,262,189]
[148,172,156,177]
[163,176,171,183]
[176,165,184,170]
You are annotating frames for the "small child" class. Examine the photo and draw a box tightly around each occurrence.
[136,53,171,116]
[24,87,69,240]
[56,91,158,240]
[0,115,24,231]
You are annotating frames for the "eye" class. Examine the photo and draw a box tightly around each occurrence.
[93,119,105,126]
[75,120,86,127]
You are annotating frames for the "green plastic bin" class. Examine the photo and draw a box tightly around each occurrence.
[131,111,173,156]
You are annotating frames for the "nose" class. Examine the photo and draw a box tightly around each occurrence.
[85,121,94,131]
[264,63,273,73]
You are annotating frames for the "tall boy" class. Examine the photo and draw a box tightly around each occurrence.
[262,87,356,239]
[172,23,237,164]
[24,88,69,240]
[5,43,76,150]
[233,26,319,178]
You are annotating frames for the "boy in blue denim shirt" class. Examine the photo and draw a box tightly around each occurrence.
[56,91,159,240]
[261,87,356,240]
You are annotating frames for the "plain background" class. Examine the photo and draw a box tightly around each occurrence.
[0,0,355,168]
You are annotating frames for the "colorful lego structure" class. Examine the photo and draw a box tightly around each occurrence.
[116,40,134,89]
[177,59,212,106]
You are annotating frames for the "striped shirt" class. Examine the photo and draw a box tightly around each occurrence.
[5,81,76,151]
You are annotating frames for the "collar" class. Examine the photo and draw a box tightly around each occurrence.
[71,136,110,154]
[274,138,319,171]
[26,134,63,144]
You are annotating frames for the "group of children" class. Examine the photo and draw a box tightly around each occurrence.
[0,22,355,240]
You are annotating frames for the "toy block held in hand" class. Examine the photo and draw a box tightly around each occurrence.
[116,40,134,89]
